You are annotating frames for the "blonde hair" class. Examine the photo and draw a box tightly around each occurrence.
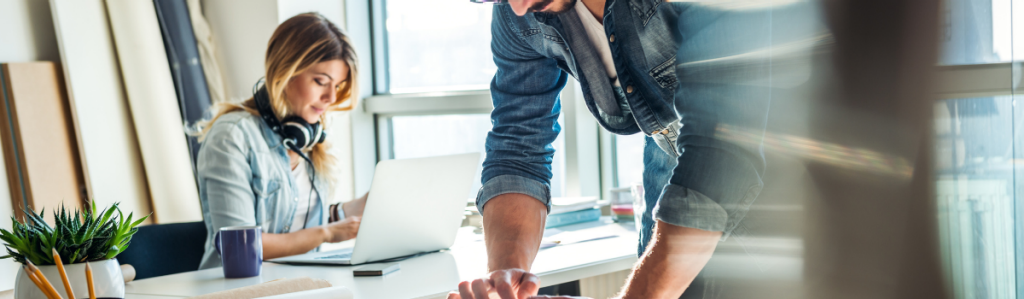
[198,13,358,194]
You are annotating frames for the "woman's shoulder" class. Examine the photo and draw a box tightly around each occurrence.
[205,111,266,144]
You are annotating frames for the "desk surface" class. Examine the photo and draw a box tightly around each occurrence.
[124,219,638,299]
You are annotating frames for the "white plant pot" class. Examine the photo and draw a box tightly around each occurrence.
[14,258,124,299]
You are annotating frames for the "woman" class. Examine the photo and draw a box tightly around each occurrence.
[196,13,365,269]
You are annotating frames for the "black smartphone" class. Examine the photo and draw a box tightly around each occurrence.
[353,263,400,276]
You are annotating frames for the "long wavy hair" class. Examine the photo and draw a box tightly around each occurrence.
[198,12,358,193]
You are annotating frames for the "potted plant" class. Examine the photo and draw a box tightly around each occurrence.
[1,201,148,299]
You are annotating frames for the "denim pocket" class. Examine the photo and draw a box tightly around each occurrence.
[628,0,662,26]
[252,177,281,199]
[650,57,678,89]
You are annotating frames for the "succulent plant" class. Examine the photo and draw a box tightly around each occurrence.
[0,201,148,265]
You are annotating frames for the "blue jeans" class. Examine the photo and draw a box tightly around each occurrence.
[639,135,679,256]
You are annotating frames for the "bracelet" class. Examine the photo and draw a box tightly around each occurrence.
[329,203,340,222]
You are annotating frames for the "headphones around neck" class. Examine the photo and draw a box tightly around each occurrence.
[253,80,325,230]
[252,81,327,153]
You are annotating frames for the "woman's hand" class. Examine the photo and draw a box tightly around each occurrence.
[342,192,368,218]
[323,216,361,243]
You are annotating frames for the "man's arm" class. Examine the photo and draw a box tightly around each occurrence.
[453,193,548,299]
[620,221,721,299]
[464,193,548,299]
[451,4,569,299]
[483,194,548,272]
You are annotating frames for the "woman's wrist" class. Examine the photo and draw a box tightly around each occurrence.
[320,226,332,243]
[340,201,350,219]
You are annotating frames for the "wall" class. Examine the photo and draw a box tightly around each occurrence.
[50,0,153,227]
[0,0,61,290]
[201,0,278,103]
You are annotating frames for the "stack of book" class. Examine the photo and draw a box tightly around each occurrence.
[546,197,602,228]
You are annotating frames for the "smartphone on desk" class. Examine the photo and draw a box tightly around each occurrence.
[353,263,400,276]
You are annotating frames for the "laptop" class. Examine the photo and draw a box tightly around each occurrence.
[269,153,479,265]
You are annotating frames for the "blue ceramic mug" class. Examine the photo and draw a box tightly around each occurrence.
[216,226,263,278]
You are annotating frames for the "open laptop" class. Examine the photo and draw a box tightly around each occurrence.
[269,153,479,265]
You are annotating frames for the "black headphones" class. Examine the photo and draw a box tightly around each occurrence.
[253,79,324,230]
[253,82,327,152]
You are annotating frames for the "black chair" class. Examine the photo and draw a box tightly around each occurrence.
[116,221,207,280]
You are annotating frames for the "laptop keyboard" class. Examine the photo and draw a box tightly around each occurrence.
[314,249,353,260]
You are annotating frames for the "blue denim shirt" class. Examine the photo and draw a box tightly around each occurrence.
[197,111,330,269]
[479,1,770,241]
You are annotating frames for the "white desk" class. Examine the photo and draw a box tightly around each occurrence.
[124,219,638,299]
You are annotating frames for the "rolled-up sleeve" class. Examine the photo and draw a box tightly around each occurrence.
[477,6,567,214]
[659,4,775,240]
[477,175,552,213]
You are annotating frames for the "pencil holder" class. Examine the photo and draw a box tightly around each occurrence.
[14,258,124,299]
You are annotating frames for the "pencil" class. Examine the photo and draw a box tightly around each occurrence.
[52,248,76,299]
[26,261,63,299]
[85,262,96,299]
[22,265,57,299]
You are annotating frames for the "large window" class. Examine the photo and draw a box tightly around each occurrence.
[381,0,496,93]
[935,0,1024,297]
[367,0,572,199]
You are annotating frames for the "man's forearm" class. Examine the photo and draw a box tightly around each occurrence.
[482,193,548,271]
[620,220,722,299]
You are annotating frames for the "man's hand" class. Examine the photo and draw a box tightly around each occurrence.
[527,297,594,299]
[446,268,541,299]
[449,193,548,299]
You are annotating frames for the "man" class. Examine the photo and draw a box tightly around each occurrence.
[450,0,775,298]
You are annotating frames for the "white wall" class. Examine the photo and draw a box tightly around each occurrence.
[50,0,153,225]
[0,0,61,290]
[202,0,279,103]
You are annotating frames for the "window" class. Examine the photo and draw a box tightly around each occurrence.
[934,97,1017,299]
[381,0,497,93]
[614,134,645,188]
[367,0,573,200]
[934,0,1024,297]
[939,0,1012,65]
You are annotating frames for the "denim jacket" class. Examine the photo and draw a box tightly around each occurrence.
[479,1,771,241]
[197,111,330,269]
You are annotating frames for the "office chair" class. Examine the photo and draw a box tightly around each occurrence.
[116,221,207,280]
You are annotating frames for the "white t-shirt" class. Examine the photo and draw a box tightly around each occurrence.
[290,159,317,232]
[575,0,620,86]
[290,158,346,232]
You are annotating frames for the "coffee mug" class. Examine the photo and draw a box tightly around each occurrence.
[216,226,263,278]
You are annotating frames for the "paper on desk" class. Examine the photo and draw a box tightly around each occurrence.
[540,229,618,249]
[186,277,332,299]
[255,286,353,299]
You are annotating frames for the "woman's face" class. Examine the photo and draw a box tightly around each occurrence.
[283,59,349,124]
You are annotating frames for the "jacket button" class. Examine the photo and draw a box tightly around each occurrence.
[626,85,634,93]
[294,197,299,202]
[609,34,615,43]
